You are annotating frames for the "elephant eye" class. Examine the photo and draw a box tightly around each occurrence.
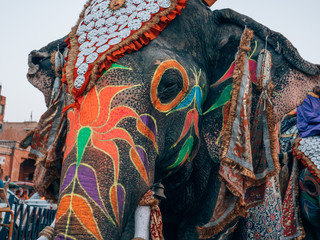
[151,60,189,112]
[303,178,319,196]
[157,69,184,103]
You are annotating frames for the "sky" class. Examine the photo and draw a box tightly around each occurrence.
[1,0,319,122]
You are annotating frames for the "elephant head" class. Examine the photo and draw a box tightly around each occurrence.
[26,0,320,239]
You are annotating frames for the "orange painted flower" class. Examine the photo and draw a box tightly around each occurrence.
[59,85,157,231]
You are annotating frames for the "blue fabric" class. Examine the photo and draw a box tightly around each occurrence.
[297,93,320,138]
[0,180,4,189]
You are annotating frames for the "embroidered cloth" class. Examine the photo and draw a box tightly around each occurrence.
[238,177,284,239]
[197,29,280,238]
[239,115,305,240]
[282,157,305,239]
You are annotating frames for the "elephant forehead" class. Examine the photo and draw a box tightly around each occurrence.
[63,0,187,99]
[95,63,137,86]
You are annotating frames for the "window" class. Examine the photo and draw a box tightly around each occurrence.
[0,156,5,165]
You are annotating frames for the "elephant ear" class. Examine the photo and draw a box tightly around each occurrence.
[199,9,320,238]
[199,27,260,237]
[20,85,68,200]
[202,8,319,164]
[27,35,68,107]
[211,9,318,76]
[21,36,69,200]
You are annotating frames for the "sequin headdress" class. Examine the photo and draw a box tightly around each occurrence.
[61,0,187,100]
[294,135,320,184]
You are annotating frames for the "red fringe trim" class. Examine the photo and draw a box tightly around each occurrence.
[61,0,187,101]
[293,139,320,184]
[62,102,80,113]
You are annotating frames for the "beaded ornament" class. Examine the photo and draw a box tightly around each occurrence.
[63,0,186,99]
[294,136,320,184]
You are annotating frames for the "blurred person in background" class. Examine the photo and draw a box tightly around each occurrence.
[0,168,4,189]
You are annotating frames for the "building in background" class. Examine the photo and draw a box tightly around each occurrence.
[0,84,37,182]
[0,84,6,133]
[0,122,37,182]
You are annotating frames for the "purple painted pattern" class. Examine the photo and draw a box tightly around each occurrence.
[78,164,105,210]
[140,115,157,139]
[60,164,77,193]
[117,185,125,223]
[136,146,149,174]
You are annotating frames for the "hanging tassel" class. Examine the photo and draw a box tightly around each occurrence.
[49,50,64,106]
[256,49,273,111]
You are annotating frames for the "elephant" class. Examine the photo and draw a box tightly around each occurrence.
[276,100,320,240]
[24,0,320,239]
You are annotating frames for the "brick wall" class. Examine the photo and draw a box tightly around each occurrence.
[0,122,38,182]
[0,142,31,181]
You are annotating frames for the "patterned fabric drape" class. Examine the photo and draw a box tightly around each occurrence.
[198,29,280,239]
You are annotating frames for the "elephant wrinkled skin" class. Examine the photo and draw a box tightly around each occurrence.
[26,0,320,239]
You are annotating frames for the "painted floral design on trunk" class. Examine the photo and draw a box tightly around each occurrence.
[56,82,158,238]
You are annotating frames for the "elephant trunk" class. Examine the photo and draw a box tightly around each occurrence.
[54,141,153,240]
[27,36,68,107]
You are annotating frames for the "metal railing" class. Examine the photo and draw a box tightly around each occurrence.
[0,194,56,240]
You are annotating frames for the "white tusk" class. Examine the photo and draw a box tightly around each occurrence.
[133,205,151,240]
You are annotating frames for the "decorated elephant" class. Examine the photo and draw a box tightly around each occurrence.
[271,91,320,240]
[23,0,320,239]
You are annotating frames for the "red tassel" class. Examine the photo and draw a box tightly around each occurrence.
[62,102,80,113]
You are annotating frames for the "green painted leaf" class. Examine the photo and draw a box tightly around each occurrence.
[167,136,194,170]
[101,64,131,77]
[77,127,92,166]
[204,84,232,115]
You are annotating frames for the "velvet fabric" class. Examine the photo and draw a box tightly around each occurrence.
[297,93,320,138]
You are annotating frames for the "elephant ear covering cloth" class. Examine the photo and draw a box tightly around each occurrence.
[198,28,280,238]
[21,0,188,199]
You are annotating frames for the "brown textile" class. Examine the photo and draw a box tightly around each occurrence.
[198,29,280,239]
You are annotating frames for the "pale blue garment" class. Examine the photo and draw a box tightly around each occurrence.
[0,179,4,189]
